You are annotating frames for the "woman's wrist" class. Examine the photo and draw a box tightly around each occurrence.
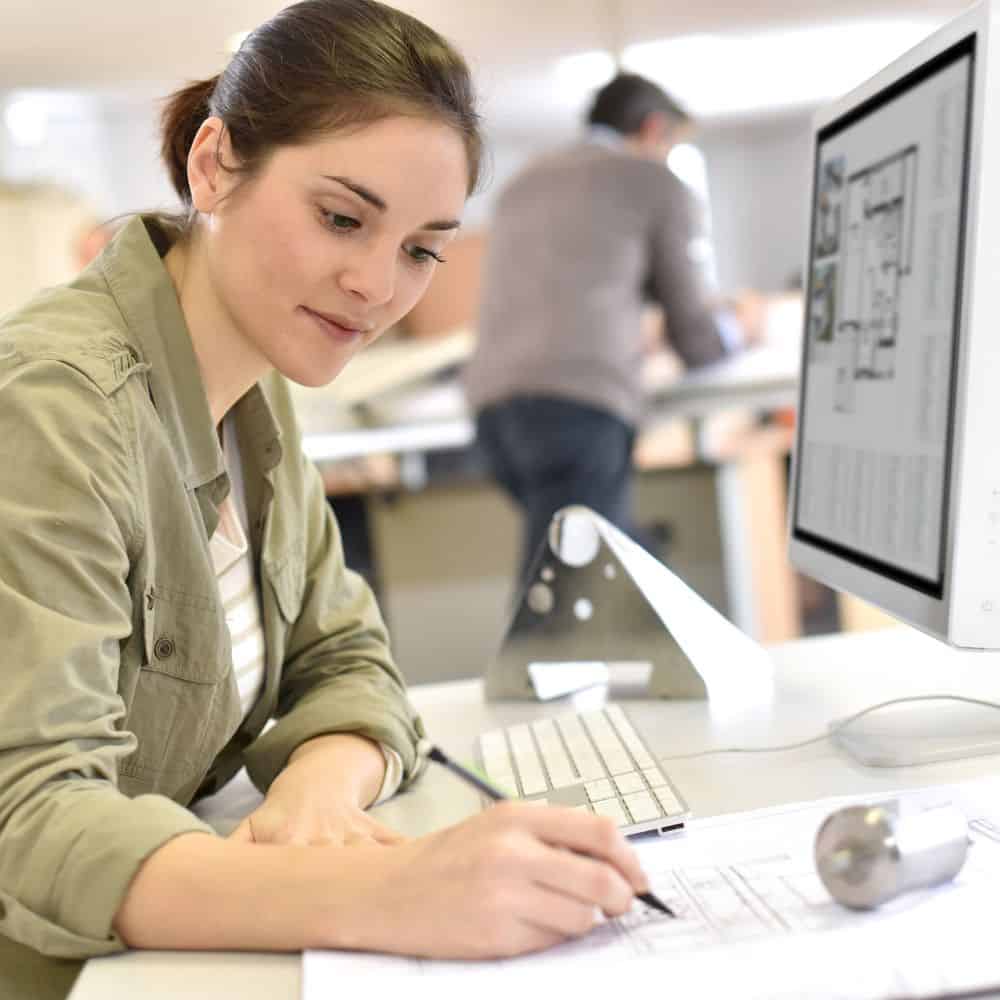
[284,732,387,807]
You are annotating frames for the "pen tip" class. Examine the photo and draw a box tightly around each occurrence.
[418,740,448,765]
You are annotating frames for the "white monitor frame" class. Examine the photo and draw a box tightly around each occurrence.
[789,0,1000,648]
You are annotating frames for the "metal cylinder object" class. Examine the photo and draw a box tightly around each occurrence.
[814,802,969,909]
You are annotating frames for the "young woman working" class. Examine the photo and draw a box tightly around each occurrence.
[0,2,649,997]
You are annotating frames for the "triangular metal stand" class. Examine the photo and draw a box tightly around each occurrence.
[485,505,774,706]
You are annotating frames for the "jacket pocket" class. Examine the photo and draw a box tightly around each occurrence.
[141,582,230,683]
[265,543,305,625]
[123,583,236,791]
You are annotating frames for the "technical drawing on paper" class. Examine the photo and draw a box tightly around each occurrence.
[305,782,1000,999]
[834,145,919,413]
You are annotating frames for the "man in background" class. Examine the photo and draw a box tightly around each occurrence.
[464,72,762,587]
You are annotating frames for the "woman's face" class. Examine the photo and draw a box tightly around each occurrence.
[194,115,469,387]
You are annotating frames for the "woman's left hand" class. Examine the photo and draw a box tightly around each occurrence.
[229,732,408,848]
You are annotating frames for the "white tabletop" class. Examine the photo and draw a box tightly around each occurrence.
[70,626,1000,999]
[298,340,801,464]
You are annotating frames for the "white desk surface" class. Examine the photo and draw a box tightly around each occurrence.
[299,342,801,464]
[70,626,1000,999]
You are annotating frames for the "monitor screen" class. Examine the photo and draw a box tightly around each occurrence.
[793,35,976,599]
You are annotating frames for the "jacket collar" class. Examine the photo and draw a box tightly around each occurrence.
[101,216,224,490]
[99,216,282,493]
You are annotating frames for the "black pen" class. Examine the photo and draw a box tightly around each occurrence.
[419,739,676,918]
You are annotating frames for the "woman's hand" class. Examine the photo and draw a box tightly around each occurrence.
[229,732,406,847]
[324,801,650,959]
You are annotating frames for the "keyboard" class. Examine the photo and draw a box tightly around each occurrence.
[478,705,690,836]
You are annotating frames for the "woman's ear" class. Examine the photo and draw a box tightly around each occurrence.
[187,116,237,214]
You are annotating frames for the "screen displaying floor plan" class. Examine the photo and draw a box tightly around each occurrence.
[795,39,974,590]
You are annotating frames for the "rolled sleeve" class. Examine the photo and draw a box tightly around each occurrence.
[1,788,212,958]
[374,745,404,805]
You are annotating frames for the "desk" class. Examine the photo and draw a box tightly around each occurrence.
[71,627,1000,999]
[297,343,800,465]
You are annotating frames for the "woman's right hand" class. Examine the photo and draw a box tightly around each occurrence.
[325,801,650,959]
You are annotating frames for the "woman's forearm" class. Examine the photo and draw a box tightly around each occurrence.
[113,832,369,951]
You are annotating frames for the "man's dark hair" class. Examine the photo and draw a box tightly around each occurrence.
[586,73,690,136]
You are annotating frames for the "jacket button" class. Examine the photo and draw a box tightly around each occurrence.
[154,637,175,660]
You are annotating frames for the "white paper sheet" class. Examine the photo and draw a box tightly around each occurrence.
[304,777,1000,998]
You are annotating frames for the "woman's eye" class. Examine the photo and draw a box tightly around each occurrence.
[407,245,446,265]
[324,212,360,232]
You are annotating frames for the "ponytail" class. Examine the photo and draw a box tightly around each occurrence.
[160,77,219,204]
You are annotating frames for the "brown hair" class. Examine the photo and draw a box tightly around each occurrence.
[160,0,482,226]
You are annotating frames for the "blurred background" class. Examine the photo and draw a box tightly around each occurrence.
[0,0,972,683]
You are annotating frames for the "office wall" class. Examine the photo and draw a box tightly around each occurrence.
[0,94,176,221]
[699,112,814,294]
[0,95,814,296]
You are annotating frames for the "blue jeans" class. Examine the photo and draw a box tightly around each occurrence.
[476,395,638,586]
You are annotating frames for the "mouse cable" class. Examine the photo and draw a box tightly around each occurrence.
[656,693,1000,764]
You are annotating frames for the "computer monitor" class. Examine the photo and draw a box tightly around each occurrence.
[789,0,1000,651]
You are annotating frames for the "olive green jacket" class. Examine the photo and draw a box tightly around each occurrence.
[0,217,424,996]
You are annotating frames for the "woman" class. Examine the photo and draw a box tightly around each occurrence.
[0,2,648,997]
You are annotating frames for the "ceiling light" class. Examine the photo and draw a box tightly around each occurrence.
[4,95,48,147]
[553,50,617,95]
[622,19,943,117]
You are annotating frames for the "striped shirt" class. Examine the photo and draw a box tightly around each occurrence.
[212,416,265,717]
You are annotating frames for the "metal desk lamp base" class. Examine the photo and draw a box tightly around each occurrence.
[484,506,710,701]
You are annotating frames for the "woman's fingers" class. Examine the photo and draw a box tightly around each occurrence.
[492,802,649,894]
[370,823,408,845]
[512,883,601,942]
[227,817,254,842]
[526,843,634,917]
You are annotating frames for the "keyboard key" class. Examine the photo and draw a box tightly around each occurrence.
[556,716,608,780]
[575,754,607,781]
[642,766,667,788]
[623,790,661,822]
[585,778,615,802]
[653,785,683,816]
[606,705,655,768]
[592,798,628,825]
[602,752,633,776]
[531,719,576,787]
[613,772,645,795]
[508,725,548,795]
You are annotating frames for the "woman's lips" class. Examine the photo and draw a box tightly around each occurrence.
[301,306,363,343]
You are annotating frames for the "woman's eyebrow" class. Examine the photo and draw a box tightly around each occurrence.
[323,174,461,232]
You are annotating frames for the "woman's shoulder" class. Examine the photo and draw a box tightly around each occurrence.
[0,269,143,398]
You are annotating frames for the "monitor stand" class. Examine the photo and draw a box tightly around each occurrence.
[829,696,1000,767]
